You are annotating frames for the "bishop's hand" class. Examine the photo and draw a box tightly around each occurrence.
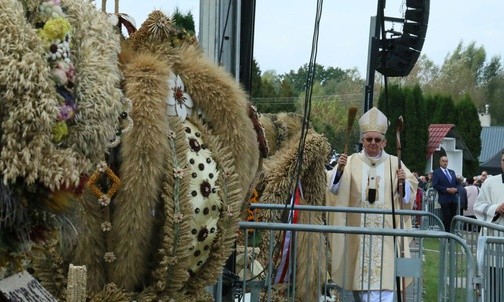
[397,168,405,183]
[337,153,347,171]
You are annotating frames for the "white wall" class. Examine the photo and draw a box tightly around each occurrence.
[425,137,464,177]
[440,137,463,177]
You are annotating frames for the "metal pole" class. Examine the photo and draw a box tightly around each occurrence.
[364,16,377,113]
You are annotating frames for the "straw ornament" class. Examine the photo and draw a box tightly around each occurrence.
[29,8,260,302]
[0,0,125,191]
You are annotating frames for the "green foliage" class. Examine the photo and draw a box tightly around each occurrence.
[250,41,501,173]
[425,94,457,125]
[251,61,297,113]
[309,98,360,151]
[484,73,504,125]
[455,95,482,176]
[250,58,262,98]
[172,8,195,33]
[403,85,429,173]
[378,84,404,153]
[421,41,504,111]
[396,54,440,88]
[377,84,428,174]
[282,64,350,96]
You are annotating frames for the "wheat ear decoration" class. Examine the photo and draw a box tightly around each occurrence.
[344,107,358,154]
[337,106,358,172]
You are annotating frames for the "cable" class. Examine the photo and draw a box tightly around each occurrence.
[284,0,323,223]
[267,0,324,292]
[232,2,325,299]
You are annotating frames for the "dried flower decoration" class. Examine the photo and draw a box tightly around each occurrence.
[97,161,108,173]
[167,73,193,121]
[37,0,78,144]
[104,252,116,263]
[101,221,112,232]
[226,206,233,217]
[156,280,166,291]
[173,213,184,223]
[99,194,111,207]
[39,0,65,18]
[87,162,121,202]
[173,166,186,179]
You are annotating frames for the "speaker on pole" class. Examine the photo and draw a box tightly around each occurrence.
[376,0,430,77]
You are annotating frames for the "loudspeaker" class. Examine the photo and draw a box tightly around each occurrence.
[376,0,430,77]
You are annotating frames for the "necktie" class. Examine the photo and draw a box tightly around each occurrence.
[444,169,451,181]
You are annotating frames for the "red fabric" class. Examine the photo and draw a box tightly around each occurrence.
[275,185,301,283]
[415,188,423,210]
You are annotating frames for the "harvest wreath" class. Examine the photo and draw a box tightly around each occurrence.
[0,0,125,279]
[0,0,124,190]
[30,9,261,302]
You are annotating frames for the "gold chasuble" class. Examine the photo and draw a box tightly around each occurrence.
[326,150,417,291]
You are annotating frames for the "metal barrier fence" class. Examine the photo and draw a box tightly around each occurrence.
[422,188,443,230]
[476,236,504,302]
[450,216,504,302]
[421,188,463,231]
[221,204,474,302]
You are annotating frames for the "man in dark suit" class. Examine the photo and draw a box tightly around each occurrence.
[433,156,459,232]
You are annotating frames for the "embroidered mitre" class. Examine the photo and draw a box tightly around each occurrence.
[359,107,389,134]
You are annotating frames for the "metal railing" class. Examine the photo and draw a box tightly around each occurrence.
[223,204,474,302]
[476,236,504,302]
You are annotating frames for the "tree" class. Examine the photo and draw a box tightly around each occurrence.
[482,57,504,125]
[424,93,457,125]
[255,70,297,113]
[250,58,262,98]
[455,94,482,176]
[391,54,440,91]
[172,8,196,33]
[282,64,351,96]
[308,96,361,152]
[377,84,404,156]
[485,73,504,125]
[429,41,487,107]
[403,85,429,174]
[377,84,429,174]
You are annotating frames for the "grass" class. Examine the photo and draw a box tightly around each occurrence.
[422,238,441,301]
[421,237,472,301]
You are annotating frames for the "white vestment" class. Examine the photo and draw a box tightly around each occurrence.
[326,150,418,297]
[474,174,504,225]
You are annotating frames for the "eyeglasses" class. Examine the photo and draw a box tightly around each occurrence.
[364,137,383,143]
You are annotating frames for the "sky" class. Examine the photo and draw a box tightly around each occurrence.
[102,0,504,77]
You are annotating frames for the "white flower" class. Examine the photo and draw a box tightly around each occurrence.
[167,73,193,121]
[99,194,111,207]
[39,0,64,19]
[174,166,186,179]
[101,221,112,232]
[45,40,70,62]
[97,161,108,172]
[174,213,184,223]
[104,252,116,263]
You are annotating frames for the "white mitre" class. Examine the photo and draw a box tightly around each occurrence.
[358,107,389,135]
